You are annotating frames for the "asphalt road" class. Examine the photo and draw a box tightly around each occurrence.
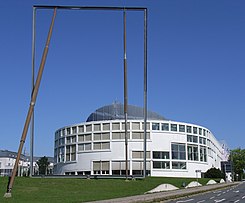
[167,182,245,203]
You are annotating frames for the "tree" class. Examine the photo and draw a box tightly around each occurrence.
[204,167,224,179]
[36,156,50,175]
[230,148,245,181]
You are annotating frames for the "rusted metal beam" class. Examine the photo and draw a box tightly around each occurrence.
[4,7,57,198]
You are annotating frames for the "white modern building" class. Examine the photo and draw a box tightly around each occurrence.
[0,149,53,176]
[54,103,228,178]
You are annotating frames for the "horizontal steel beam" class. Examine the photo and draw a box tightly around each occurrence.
[33,5,147,11]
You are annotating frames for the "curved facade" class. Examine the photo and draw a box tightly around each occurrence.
[54,104,227,178]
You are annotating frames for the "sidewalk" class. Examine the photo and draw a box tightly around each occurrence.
[89,182,238,203]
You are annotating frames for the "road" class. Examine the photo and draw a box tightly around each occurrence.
[167,182,245,203]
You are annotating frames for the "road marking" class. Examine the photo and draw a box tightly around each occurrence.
[176,199,194,203]
[234,200,240,203]
[210,196,215,199]
[217,194,221,196]
[214,199,226,202]
[233,190,240,193]
[242,196,245,199]
[196,200,205,203]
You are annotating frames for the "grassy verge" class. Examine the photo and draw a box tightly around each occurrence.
[0,176,214,203]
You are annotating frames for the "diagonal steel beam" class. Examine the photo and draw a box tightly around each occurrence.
[4,7,57,198]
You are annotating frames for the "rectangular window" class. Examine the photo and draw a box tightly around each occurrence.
[153,151,169,159]
[172,161,187,169]
[86,124,92,132]
[72,127,77,134]
[162,123,169,131]
[122,122,130,130]
[93,142,110,150]
[179,125,185,132]
[78,134,92,142]
[200,146,207,162]
[132,122,140,130]
[199,128,202,135]
[132,132,150,139]
[94,124,101,131]
[112,123,120,130]
[171,124,177,132]
[142,122,150,130]
[187,135,198,143]
[193,127,197,134]
[152,123,160,130]
[153,161,170,169]
[171,143,186,160]
[78,125,84,133]
[132,151,150,159]
[187,145,198,161]
[112,132,124,139]
[187,126,192,133]
[67,128,71,135]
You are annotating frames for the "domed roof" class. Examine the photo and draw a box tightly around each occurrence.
[86,103,165,122]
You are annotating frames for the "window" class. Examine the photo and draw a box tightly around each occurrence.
[199,137,206,145]
[162,123,169,131]
[179,125,185,132]
[199,128,202,135]
[152,123,160,130]
[93,161,110,175]
[66,145,76,161]
[187,126,192,133]
[86,124,92,132]
[112,161,130,175]
[187,135,198,143]
[78,143,91,151]
[112,132,124,139]
[62,128,66,136]
[93,142,110,150]
[66,128,71,135]
[153,151,169,159]
[142,122,150,130]
[171,124,177,132]
[72,127,77,134]
[171,143,186,160]
[94,124,101,131]
[94,133,110,140]
[122,122,130,130]
[153,161,170,169]
[78,134,92,142]
[200,146,207,162]
[187,145,198,161]
[193,127,197,134]
[112,123,120,130]
[132,132,150,139]
[78,125,84,133]
[203,129,206,136]
[132,122,140,130]
[172,162,186,169]
[132,151,150,159]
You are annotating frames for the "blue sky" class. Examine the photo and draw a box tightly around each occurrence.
[1,0,245,156]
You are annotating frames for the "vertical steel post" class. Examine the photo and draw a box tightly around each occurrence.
[4,8,57,198]
[30,7,36,177]
[143,9,148,178]
[123,10,128,179]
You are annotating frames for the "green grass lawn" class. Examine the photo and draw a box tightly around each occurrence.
[0,176,214,203]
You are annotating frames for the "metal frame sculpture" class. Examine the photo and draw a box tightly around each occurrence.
[4,5,147,198]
